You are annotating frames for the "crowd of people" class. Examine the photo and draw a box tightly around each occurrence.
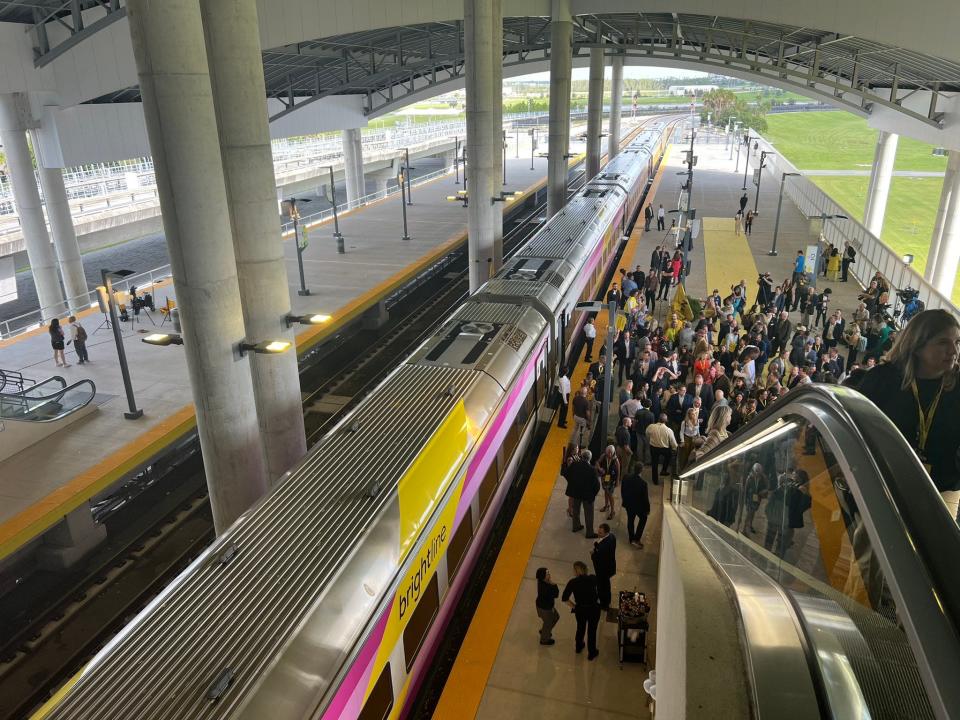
[540,210,960,661]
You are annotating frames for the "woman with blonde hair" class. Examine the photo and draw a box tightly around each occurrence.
[677,407,702,471]
[856,310,960,517]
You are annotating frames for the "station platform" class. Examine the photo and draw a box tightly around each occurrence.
[0,117,641,563]
[434,134,867,718]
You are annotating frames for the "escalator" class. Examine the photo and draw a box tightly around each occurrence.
[674,384,960,720]
[0,375,97,422]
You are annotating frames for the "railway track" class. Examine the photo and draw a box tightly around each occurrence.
[0,119,658,719]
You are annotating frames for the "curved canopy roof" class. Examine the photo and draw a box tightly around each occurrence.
[13,4,956,129]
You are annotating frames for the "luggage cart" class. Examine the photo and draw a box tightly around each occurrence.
[618,590,650,664]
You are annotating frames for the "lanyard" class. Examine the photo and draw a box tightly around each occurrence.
[910,379,944,452]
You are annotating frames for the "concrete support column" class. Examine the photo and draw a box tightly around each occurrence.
[465,0,496,292]
[925,150,960,283]
[342,128,363,205]
[0,93,65,318]
[200,0,307,485]
[352,128,365,197]
[126,0,268,534]
[490,0,503,270]
[546,0,572,218]
[585,45,604,180]
[375,176,390,193]
[863,130,898,237]
[607,53,623,161]
[35,159,88,311]
[930,158,960,298]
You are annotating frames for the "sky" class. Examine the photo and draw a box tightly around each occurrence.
[507,67,709,82]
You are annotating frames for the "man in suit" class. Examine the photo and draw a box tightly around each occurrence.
[606,283,622,308]
[644,204,654,231]
[649,245,663,273]
[769,311,793,355]
[621,471,651,548]
[566,449,600,537]
[633,349,655,387]
[666,384,693,431]
[824,310,845,349]
[687,374,714,415]
[591,523,617,609]
[614,330,636,386]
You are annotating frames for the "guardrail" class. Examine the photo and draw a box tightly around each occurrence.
[752,132,960,320]
[0,264,173,340]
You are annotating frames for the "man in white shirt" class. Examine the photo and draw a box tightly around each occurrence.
[557,367,571,429]
[583,317,597,361]
[646,414,678,486]
[657,204,666,231]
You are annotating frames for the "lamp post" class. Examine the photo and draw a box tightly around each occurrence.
[753,150,774,213]
[398,168,410,241]
[770,172,800,256]
[101,268,142,420]
[287,197,312,295]
[452,136,461,184]
[325,166,345,254]
[502,129,507,185]
[730,121,740,161]
[741,133,752,189]
[575,299,618,451]
[403,147,413,204]
[529,127,537,171]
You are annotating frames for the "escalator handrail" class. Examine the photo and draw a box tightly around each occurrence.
[5,374,68,398]
[0,378,97,422]
[681,383,960,720]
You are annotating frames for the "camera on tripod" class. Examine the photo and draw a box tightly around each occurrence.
[896,287,919,303]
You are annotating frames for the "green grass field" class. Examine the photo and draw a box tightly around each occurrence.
[764,111,958,303]
[764,113,948,171]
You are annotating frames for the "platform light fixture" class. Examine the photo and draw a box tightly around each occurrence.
[902,254,915,266]
[932,147,948,157]
[285,313,332,328]
[142,332,183,347]
[239,340,293,356]
[492,190,523,203]
[447,189,468,208]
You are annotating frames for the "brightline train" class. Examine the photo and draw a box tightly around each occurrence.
[39,122,670,720]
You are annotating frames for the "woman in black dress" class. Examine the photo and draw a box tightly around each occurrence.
[49,317,69,368]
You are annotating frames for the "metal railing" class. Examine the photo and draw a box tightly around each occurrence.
[751,132,960,319]
[0,264,173,340]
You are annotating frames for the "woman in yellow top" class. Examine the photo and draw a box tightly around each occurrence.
[827,247,841,280]
[664,314,682,344]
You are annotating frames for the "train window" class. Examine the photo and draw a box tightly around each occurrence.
[478,462,499,517]
[403,574,439,672]
[447,514,473,582]
[358,662,393,720]
[502,420,520,460]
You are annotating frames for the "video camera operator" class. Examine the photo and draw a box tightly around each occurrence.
[756,272,773,308]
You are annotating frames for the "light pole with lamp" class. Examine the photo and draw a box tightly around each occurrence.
[101,268,142,419]
[529,127,537,171]
[753,150,774,213]
[769,171,800,256]
[502,129,507,185]
[730,121,740,161]
[397,167,410,240]
[452,136,461,184]
[741,133,752,189]
[286,197,312,295]
[403,148,413,204]
[324,166,345,254]
[575,299,618,451]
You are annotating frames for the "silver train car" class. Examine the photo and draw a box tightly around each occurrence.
[36,122,670,720]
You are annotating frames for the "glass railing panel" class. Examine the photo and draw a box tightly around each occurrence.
[682,407,937,720]
[18,375,67,399]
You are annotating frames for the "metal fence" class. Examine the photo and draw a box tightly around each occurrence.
[0,264,173,340]
[751,132,959,320]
